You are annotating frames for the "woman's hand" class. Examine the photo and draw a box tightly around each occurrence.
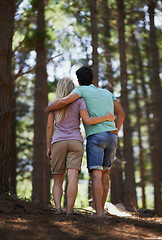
[47,148,51,160]
[106,112,116,122]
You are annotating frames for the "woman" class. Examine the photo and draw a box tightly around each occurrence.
[46,77,115,215]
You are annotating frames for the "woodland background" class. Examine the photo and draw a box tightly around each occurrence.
[0,0,161,217]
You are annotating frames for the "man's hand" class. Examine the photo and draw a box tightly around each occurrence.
[45,93,79,114]
[47,148,51,160]
[106,112,116,122]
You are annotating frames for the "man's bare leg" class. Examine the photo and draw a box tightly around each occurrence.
[53,174,64,209]
[67,168,79,214]
[102,170,109,213]
[91,169,103,216]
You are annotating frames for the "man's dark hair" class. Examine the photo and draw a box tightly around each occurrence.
[76,66,93,86]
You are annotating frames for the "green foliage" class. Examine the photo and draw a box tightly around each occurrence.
[48,79,58,92]
[17,172,32,199]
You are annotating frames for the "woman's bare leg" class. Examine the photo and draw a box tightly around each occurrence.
[67,169,79,214]
[53,174,64,209]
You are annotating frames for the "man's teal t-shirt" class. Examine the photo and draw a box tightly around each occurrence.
[72,84,117,137]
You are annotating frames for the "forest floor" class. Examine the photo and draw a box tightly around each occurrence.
[0,194,162,240]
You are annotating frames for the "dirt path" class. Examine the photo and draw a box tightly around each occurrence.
[0,195,161,240]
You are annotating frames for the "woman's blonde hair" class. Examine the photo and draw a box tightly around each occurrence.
[55,77,75,122]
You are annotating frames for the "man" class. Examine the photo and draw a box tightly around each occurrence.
[46,66,125,217]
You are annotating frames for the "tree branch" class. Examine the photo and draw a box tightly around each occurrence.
[13,53,62,81]
[13,27,30,55]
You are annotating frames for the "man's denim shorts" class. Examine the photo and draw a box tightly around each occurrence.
[86,132,118,171]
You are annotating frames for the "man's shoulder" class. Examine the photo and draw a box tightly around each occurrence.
[100,88,117,97]
[72,85,90,96]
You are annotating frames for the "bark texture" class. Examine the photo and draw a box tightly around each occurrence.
[116,0,137,208]
[148,0,162,216]
[89,0,99,86]
[32,0,51,205]
[0,0,15,194]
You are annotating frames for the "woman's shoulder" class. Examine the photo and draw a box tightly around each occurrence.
[74,98,85,104]
[68,98,86,110]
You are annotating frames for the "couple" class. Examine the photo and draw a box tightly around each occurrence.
[46,66,125,217]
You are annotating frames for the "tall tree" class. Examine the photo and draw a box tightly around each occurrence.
[100,0,114,92]
[131,36,146,208]
[32,0,50,205]
[110,145,124,204]
[0,0,16,194]
[116,0,137,208]
[148,0,162,216]
[131,28,156,210]
[89,0,99,86]
[9,94,17,195]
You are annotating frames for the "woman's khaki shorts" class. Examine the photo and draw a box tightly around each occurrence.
[51,140,84,175]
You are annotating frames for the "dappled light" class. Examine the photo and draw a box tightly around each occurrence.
[0,195,161,240]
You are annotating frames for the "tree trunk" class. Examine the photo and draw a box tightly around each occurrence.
[110,145,124,204]
[9,91,17,195]
[134,78,146,209]
[131,36,146,208]
[148,0,162,216]
[132,29,158,212]
[89,0,99,86]
[101,0,114,92]
[116,0,137,209]
[32,0,51,205]
[0,0,15,194]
